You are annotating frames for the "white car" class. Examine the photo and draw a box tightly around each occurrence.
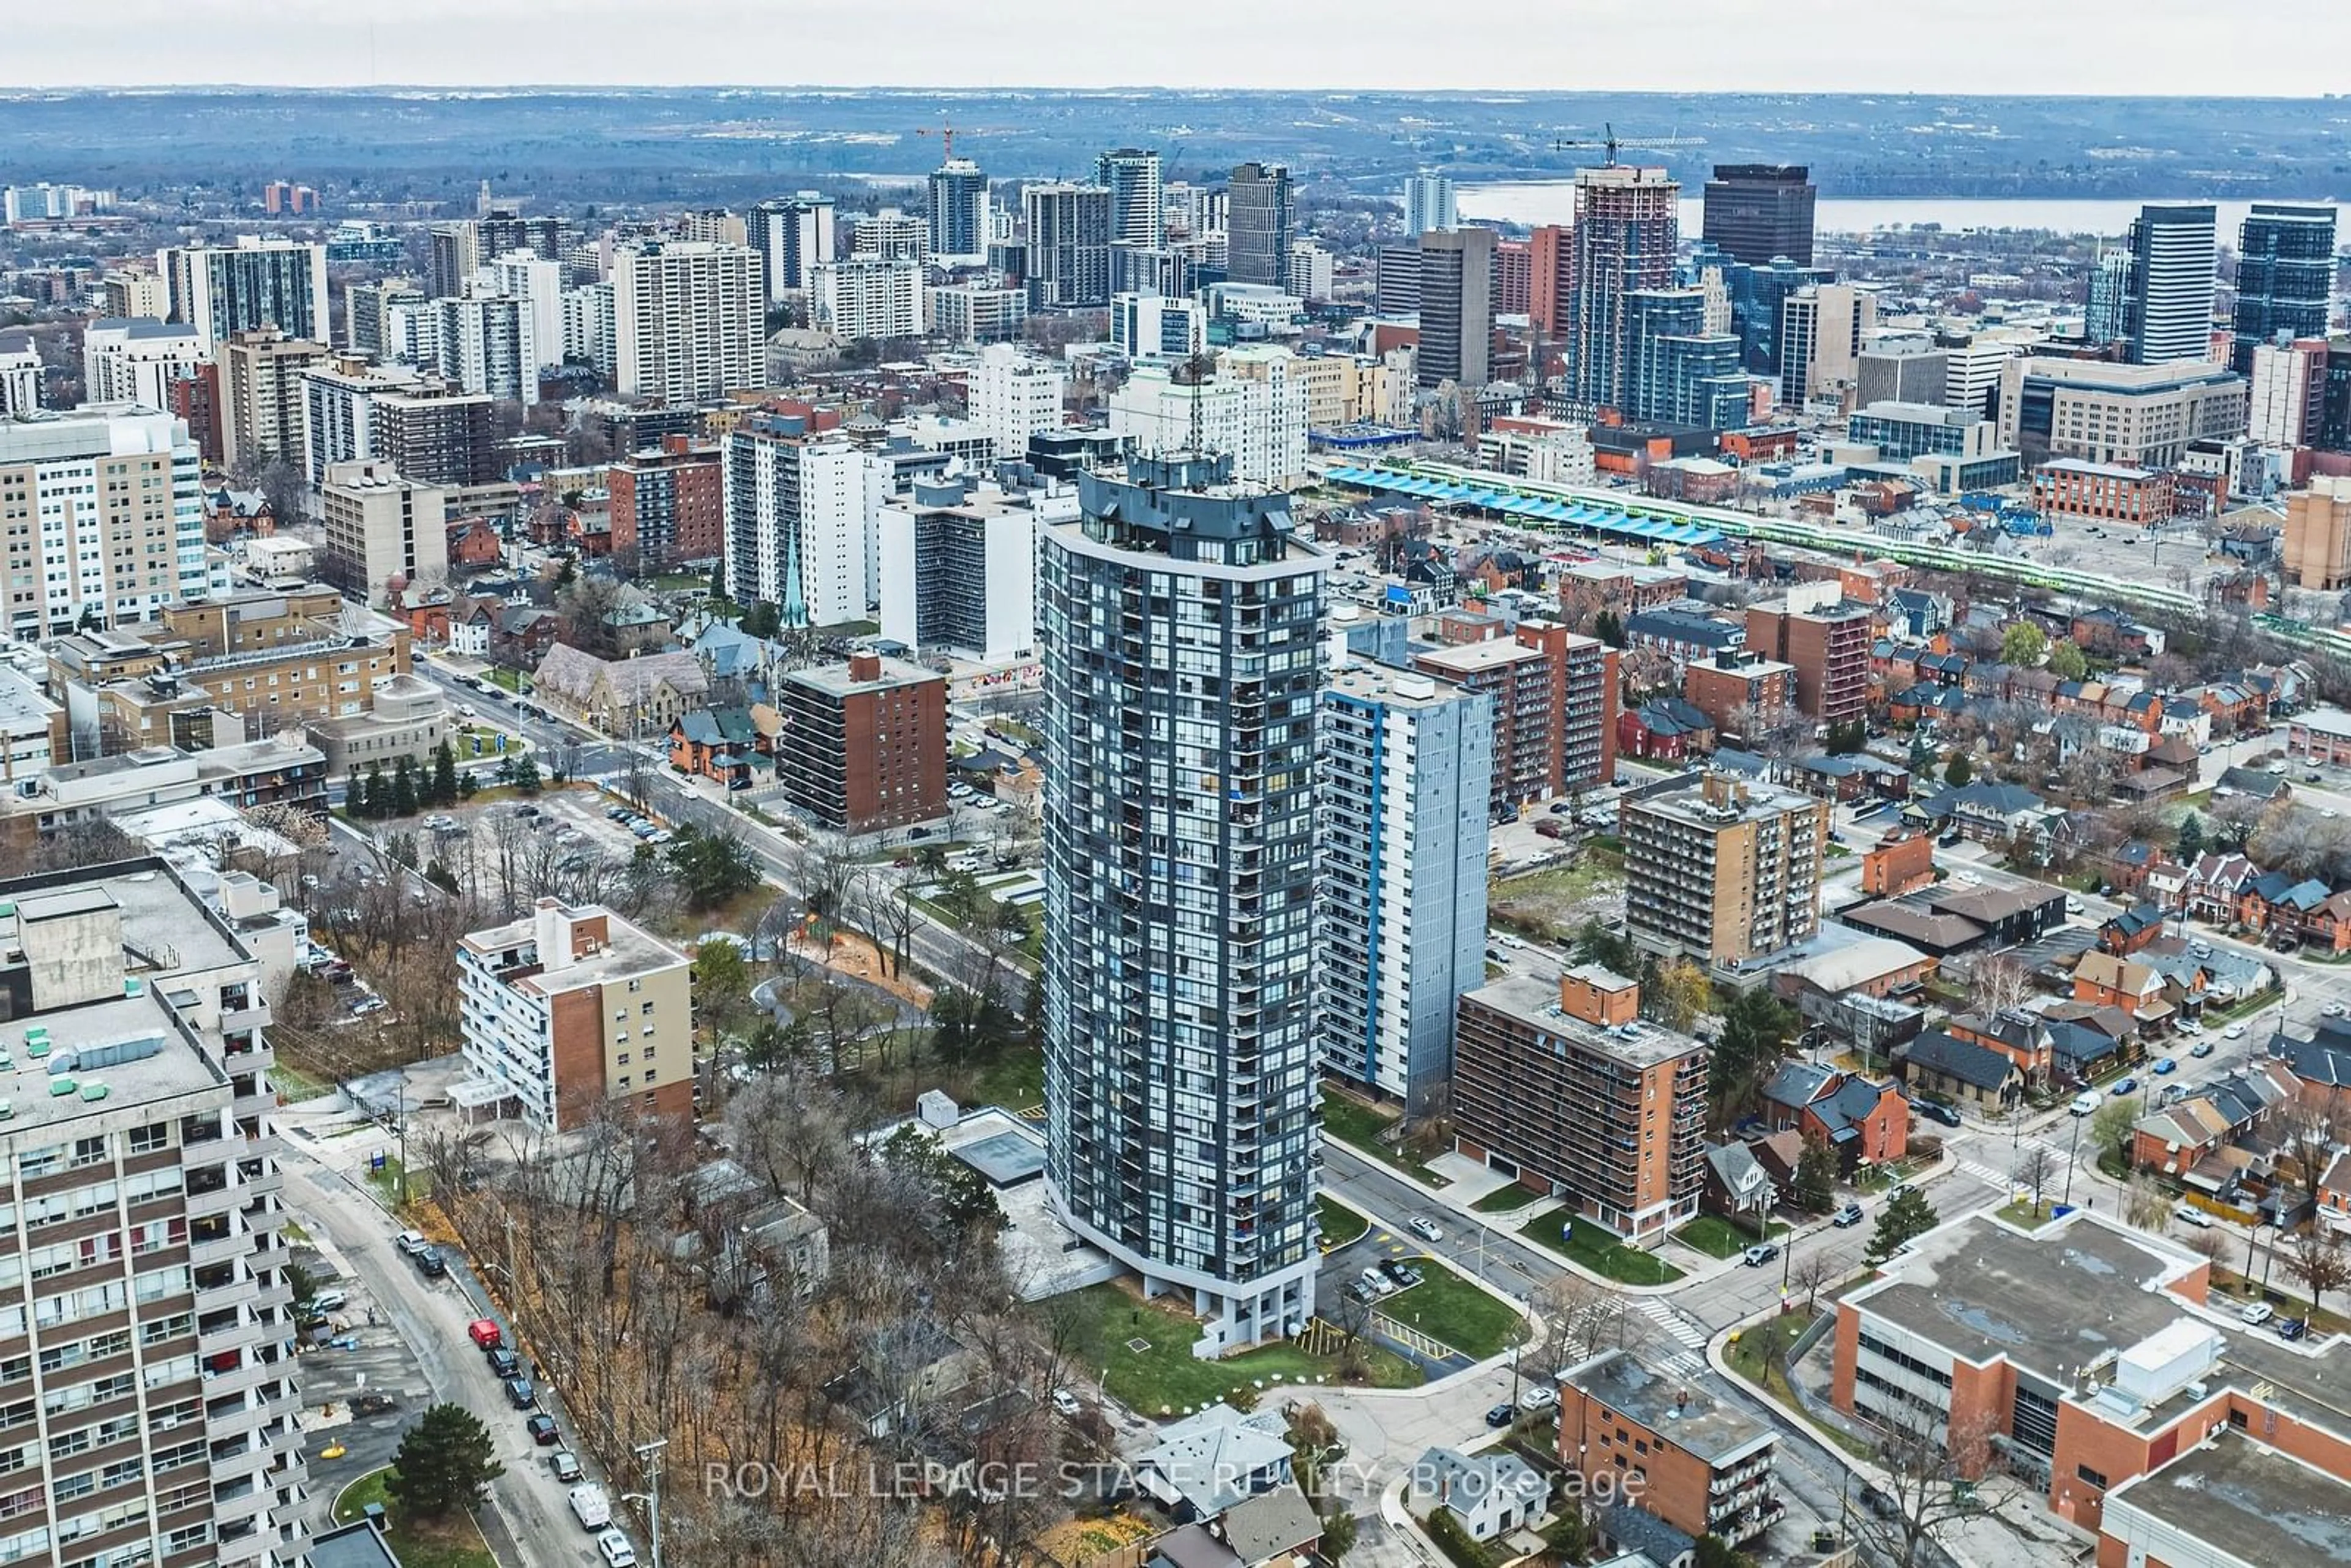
[2325,1003,2347,1018]
[1496,935,1527,951]
[1518,1384,1558,1413]
[2224,1024,2249,1040]
[2240,1300,2275,1326]
[2070,1090,2103,1116]
[1408,1217,1444,1244]
[595,1529,638,1568]
[2173,1203,2213,1229]
[2178,1019,2203,1035]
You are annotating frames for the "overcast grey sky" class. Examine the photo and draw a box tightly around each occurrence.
[10,1,2350,94]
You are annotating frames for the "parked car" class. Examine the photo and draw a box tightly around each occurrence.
[1381,1259,1424,1289]
[527,1414,561,1445]
[468,1318,503,1350]
[595,1528,638,1567]
[1832,1202,1865,1228]
[414,1246,447,1279]
[2152,1057,2177,1076]
[2190,1041,2215,1057]
[485,1347,521,1380]
[1051,1389,1081,1417]
[504,1376,536,1409]
[1346,1280,1377,1305]
[2225,1024,2249,1040]
[2277,1317,2309,1341]
[2240,1300,2276,1326]
[1742,1243,1782,1269]
[1485,1403,1518,1428]
[396,1231,430,1257]
[306,1289,348,1316]
[1408,1217,1444,1244]
[2178,1019,2203,1036]
[1518,1384,1557,1412]
[2327,1003,2348,1018]
[1913,1098,1963,1128]
[2113,1076,2140,1096]
[550,1449,583,1484]
[2173,1203,2214,1229]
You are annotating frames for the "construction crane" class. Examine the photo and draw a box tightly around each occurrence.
[1550,122,1707,168]
[917,121,978,162]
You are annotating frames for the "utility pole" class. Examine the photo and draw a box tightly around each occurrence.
[627,1437,669,1568]
[2061,1108,2085,1208]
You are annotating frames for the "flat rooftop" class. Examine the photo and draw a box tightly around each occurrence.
[781,655,943,698]
[0,988,224,1133]
[1847,1213,2198,1382]
[463,909,685,992]
[1325,660,1470,710]
[1627,774,1818,829]
[1410,637,1547,675]
[1461,973,1706,1069]
[2105,1431,2351,1567]
[1561,1350,1774,1465]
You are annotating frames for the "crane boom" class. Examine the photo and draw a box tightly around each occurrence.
[1550,121,1708,167]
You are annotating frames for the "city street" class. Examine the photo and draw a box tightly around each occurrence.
[277,1135,615,1568]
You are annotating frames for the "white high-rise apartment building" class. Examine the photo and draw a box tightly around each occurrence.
[722,411,871,626]
[1106,351,1308,486]
[610,240,765,403]
[852,209,930,263]
[811,259,924,340]
[876,475,1038,664]
[969,344,1068,462]
[159,237,330,351]
[748,194,836,300]
[81,318,205,408]
[299,356,424,487]
[1402,172,1458,236]
[1314,655,1493,1111]
[474,251,565,369]
[0,403,203,638]
[562,282,617,375]
[435,290,536,405]
[0,332,39,416]
[1095,148,1164,249]
[2125,204,2219,367]
[0,860,312,1568]
[1041,449,1329,1356]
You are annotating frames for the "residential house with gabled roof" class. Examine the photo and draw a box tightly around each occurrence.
[2236,870,2351,950]
[1617,696,1715,761]
[1758,1062,1908,1173]
[2099,902,2167,955]
[2273,1030,2351,1112]
[1897,1029,2025,1110]
[2038,1003,2137,1082]
[2319,1149,2351,1231]
[669,705,770,788]
[1702,1141,1775,1223]
[1411,1447,1554,1545]
[1946,1008,2057,1089]
[2184,852,2258,923]
[1136,1404,1295,1523]
[2074,951,2170,1023]
[2128,1059,2299,1189]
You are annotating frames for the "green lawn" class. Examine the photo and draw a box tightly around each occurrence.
[1996,1200,2058,1230]
[1382,1259,1526,1359]
[1522,1210,1685,1285]
[1316,1196,1368,1251]
[363,1156,429,1207]
[1674,1214,1791,1259]
[969,1045,1044,1112]
[331,1469,497,1568]
[1065,1285,1419,1414]
[1320,1085,1443,1186]
[1471,1183,1545,1214]
[480,666,527,694]
[1720,1310,1877,1463]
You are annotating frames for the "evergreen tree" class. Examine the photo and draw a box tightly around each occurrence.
[1864,1187,1940,1267]
[1793,1133,1839,1213]
[386,1403,503,1518]
[1943,752,1973,787]
[360,763,391,819]
[431,742,459,806]
[2176,811,2205,861]
[391,756,419,817]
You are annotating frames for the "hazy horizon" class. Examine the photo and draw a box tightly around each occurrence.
[12,1,2351,97]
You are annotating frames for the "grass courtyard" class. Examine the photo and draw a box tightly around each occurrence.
[1382,1261,1525,1359]
[1065,1284,1419,1414]
[1522,1209,1685,1286]
[331,1468,497,1568]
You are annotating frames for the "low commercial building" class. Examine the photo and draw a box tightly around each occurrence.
[1832,1209,2351,1551]
[456,897,694,1128]
[1557,1350,1782,1548]
[2033,459,2175,528]
[0,733,327,851]
[304,672,451,777]
[774,652,947,833]
[1453,968,1709,1244]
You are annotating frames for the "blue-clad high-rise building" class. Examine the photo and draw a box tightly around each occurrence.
[928,159,989,266]
[1042,449,1327,1356]
[1314,656,1492,1114]
[1624,288,1749,429]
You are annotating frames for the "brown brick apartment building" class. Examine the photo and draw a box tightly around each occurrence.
[1747,579,1870,724]
[1453,966,1709,1244]
[1622,771,1828,966]
[606,433,724,571]
[775,652,948,833]
[1558,1349,1783,1548]
[1414,617,1616,820]
[1683,648,1797,735]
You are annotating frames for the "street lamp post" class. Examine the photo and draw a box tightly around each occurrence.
[2061,1108,2085,1208]
[627,1437,669,1568]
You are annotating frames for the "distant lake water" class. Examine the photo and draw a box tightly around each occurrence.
[1453,187,2345,240]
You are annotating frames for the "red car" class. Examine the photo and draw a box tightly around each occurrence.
[467,1319,503,1351]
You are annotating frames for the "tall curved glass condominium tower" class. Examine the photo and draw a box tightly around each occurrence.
[1041,449,1325,1356]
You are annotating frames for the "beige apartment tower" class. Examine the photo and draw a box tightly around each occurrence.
[2282,476,2351,590]
[217,328,328,471]
[320,460,449,604]
[1622,770,1828,966]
